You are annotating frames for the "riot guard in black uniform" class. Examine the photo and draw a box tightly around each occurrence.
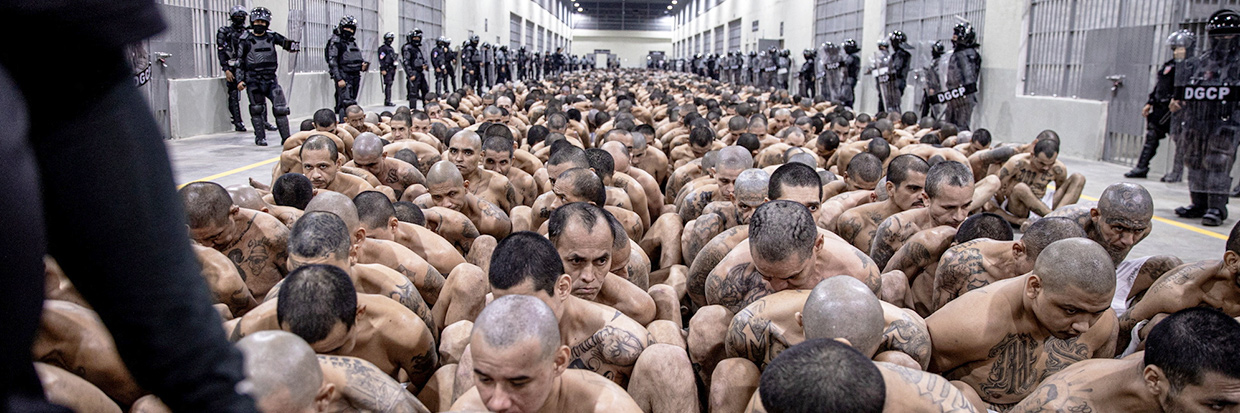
[378,32,397,106]
[777,49,791,90]
[444,38,458,91]
[1173,9,1240,226]
[326,16,368,120]
[432,37,450,94]
[235,7,299,146]
[939,23,982,130]
[1127,30,1194,180]
[216,5,249,131]
[800,48,816,99]
[887,32,913,112]
[920,41,946,118]
[517,47,529,80]
[462,35,482,90]
[842,38,861,108]
[402,29,429,110]
[497,46,511,83]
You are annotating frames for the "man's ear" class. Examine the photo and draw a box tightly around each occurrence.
[229,205,242,216]
[1025,274,1043,299]
[1090,208,1101,222]
[553,345,571,374]
[388,217,400,233]
[1143,365,1168,397]
[356,304,367,318]
[885,180,896,196]
[315,383,338,412]
[1012,241,1026,260]
[795,312,803,328]
[463,180,471,190]
[556,274,572,301]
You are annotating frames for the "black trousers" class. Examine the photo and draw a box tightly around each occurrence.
[407,70,428,109]
[382,69,396,104]
[334,71,361,119]
[245,76,291,143]
[225,76,244,126]
[0,49,255,411]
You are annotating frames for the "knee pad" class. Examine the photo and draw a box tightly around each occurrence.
[249,103,266,117]
[1205,152,1232,171]
[272,105,290,117]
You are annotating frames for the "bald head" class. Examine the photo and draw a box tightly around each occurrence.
[304,191,360,231]
[449,129,483,150]
[717,145,755,173]
[734,169,770,204]
[426,160,465,187]
[801,277,886,357]
[601,141,631,171]
[1035,238,1116,296]
[236,331,322,412]
[1021,217,1088,261]
[180,182,233,228]
[352,132,385,160]
[227,185,267,211]
[1097,183,1154,223]
[473,295,562,359]
[631,131,648,151]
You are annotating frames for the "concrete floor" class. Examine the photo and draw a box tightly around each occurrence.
[165,125,1230,263]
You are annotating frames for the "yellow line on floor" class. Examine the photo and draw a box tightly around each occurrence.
[1078,194,1228,241]
[177,156,280,189]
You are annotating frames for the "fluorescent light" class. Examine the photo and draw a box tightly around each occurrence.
[667,5,673,9]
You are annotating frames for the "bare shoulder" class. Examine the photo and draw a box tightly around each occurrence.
[244,208,290,236]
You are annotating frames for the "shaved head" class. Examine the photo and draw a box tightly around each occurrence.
[227,185,267,211]
[426,160,465,187]
[631,132,648,151]
[1021,217,1088,261]
[473,295,562,359]
[352,132,385,160]
[718,145,755,172]
[180,182,233,228]
[601,141,630,171]
[450,129,483,150]
[236,331,322,412]
[1097,183,1154,223]
[304,191,360,231]
[734,169,770,204]
[1035,238,1116,296]
[801,277,886,357]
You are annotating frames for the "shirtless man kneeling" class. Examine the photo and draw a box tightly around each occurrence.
[1011,308,1240,413]
[181,182,289,301]
[928,238,1119,410]
[450,295,643,413]
[836,154,928,252]
[417,160,512,239]
[301,135,375,198]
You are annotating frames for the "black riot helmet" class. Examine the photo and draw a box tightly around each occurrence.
[931,41,945,59]
[437,36,448,47]
[249,7,272,25]
[843,38,859,54]
[953,22,977,48]
[888,31,907,49]
[748,50,757,57]
[803,48,815,59]
[338,15,358,34]
[408,28,423,44]
[1208,9,1240,58]
[384,32,395,44]
[229,5,248,26]
[469,35,480,45]
[1167,29,1196,61]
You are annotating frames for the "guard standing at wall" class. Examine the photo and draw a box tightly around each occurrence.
[920,41,946,118]
[481,42,494,88]
[462,36,482,90]
[800,48,816,99]
[553,47,566,75]
[1127,30,1194,180]
[402,29,428,110]
[217,5,250,132]
[444,38,458,90]
[749,50,760,86]
[235,7,299,146]
[842,38,861,108]
[497,45,511,83]
[777,49,792,90]
[1172,9,1240,226]
[517,46,529,80]
[432,37,450,94]
[940,23,982,130]
[325,16,368,121]
[377,32,397,107]
[888,31,912,112]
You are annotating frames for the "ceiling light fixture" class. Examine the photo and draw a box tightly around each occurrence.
[667,5,673,9]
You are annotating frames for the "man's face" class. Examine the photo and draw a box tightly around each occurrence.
[774,114,792,130]
[449,137,482,176]
[412,117,432,134]
[832,123,850,137]
[846,174,879,192]
[776,184,822,214]
[1091,209,1152,263]
[1031,152,1058,174]
[189,217,238,249]
[752,250,816,292]
[427,106,444,119]
[556,219,612,301]
[485,113,503,123]
[889,172,927,210]
[815,145,837,160]
[550,178,590,210]
[715,167,743,202]
[345,112,366,131]
[302,148,340,189]
[352,152,386,180]
[690,142,711,159]
[483,149,514,175]
[924,184,973,228]
[1157,371,1240,413]
[1029,281,1111,339]
[735,196,765,225]
[428,180,468,211]
[390,120,411,141]
[969,140,988,152]
[470,337,560,413]
[545,163,572,188]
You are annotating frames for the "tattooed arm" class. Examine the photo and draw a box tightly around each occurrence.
[682,214,726,265]
[870,215,911,269]
[687,227,742,307]
[834,210,866,249]
[391,310,439,391]
[931,241,986,312]
[724,303,790,369]
[706,261,775,314]
[568,324,649,387]
[476,199,513,239]
[883,228,952,282]
[876,362,980,412]
[319,355,430,413]
[878,305,932,370]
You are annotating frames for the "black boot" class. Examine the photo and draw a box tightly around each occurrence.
[255,136,268,146]
[1124,167,1149,178]
[265,123,277,131]
[1126,130,1161,178]
[1203,193,1228,226]
[1176,191,1208,218]
[234,123,247,132]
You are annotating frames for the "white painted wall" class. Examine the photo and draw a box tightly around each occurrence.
[444,0,572,52]
[572,30,672,68]
[672,0,815,58]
